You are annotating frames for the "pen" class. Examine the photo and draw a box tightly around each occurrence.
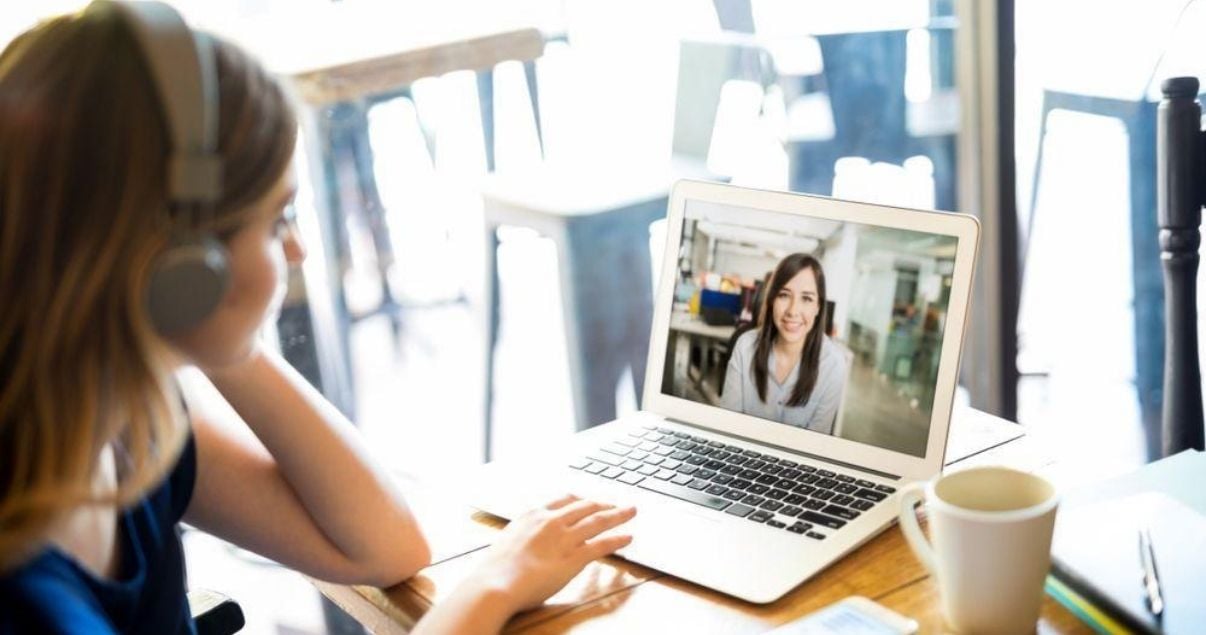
[1139,526,1164,617]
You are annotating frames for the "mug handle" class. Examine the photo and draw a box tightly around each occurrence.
[898,482,937,576]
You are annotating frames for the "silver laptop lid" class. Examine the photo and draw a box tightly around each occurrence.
[642,180,979,481]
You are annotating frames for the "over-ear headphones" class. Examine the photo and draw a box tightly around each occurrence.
[95,0,230,334]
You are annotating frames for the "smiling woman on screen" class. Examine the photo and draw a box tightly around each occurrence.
[719,253,848,433]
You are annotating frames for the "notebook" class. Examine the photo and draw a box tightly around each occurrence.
[1047,450,1206,634]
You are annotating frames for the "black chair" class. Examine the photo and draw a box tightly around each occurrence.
[188,589,245,635]
[1156,76,1206,457]
[716,280,768,397]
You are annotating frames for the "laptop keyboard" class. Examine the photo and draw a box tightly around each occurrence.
[570,424,896,540]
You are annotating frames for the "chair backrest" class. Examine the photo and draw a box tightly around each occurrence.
[1156,76,1205,456]
[671,33,778,165]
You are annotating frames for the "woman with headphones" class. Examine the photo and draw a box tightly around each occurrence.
[0,2,634,633]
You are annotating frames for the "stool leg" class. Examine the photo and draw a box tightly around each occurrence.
[562,200,663,430]
[907,133,956,211]
[477,70,496,172]
[1023,90,1054,270]
[522,60,544,159]
[1127,102,1163,459]
[562,225,630,429]
[482,224,501,461]
[314,104,361,409]
[344,101,403,340]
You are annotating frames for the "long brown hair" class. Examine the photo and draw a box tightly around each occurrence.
[0,6,297,569]
[751,253,828,407]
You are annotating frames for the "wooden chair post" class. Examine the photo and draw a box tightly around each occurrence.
[1157,76,1206,455]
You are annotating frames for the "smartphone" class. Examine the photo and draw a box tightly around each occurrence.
[765,596,919,635]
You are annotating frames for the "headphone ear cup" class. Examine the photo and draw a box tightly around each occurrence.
[147,234,231,334]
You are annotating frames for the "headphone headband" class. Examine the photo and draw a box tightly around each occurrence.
[94,0,221,205]
[91,0,231,334]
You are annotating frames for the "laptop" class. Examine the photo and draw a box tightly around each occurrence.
[470,179,980,603]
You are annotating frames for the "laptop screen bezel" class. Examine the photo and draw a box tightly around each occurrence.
[642,179,981,482]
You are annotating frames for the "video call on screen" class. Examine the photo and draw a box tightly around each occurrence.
[662,200,959,457]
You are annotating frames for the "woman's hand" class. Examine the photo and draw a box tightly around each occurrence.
[412,494,637,634]
[476,494,637,613]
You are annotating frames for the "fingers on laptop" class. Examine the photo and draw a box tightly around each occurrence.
[552,499,614,526]
[534,495,637,558]
[581,533,634,563]
[544,493,580,510]
[567,505,636,544]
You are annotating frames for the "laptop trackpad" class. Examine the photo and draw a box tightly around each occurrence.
[469,464,721,530]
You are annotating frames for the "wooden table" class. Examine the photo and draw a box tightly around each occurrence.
[311,407,1092,633]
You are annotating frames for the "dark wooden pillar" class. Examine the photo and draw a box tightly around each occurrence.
[1157,76,1206,456]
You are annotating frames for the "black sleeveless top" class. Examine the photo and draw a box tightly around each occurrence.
[0,433,198,634]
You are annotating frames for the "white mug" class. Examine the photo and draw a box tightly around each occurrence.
[898,466,1059,634]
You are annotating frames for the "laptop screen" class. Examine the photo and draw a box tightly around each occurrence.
[660,199,961,458]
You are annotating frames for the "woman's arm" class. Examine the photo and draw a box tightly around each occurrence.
[180,348,431,587]
[411,495,635,634]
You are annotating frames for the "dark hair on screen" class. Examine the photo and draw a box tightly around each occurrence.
[751,253,827,407]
